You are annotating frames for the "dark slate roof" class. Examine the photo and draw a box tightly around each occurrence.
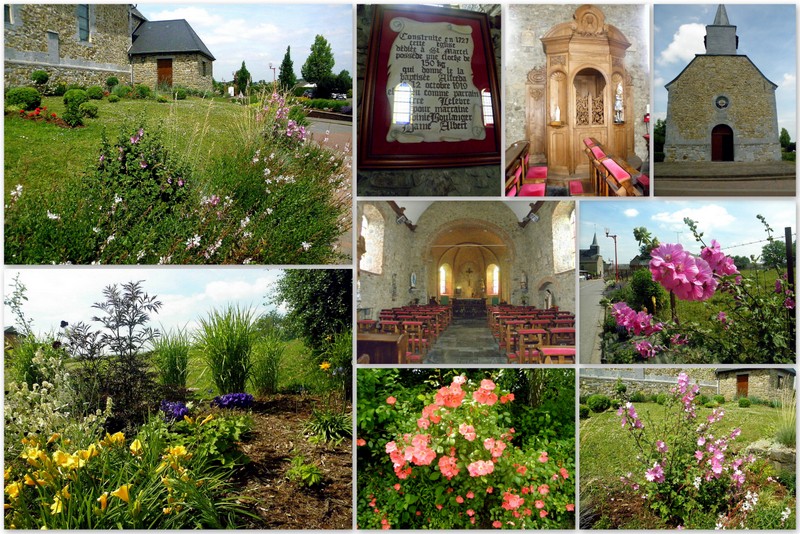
[130,6,147,23]
[130,19,215,61]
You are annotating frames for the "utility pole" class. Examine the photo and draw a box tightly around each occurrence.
[605,227,619,283]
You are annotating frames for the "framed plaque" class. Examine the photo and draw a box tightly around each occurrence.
[359,5,501,169]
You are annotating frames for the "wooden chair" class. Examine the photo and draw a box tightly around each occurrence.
[357,320,377,333]
[549,327,576,346]
[540,346,576,364]
[402,321,429,357]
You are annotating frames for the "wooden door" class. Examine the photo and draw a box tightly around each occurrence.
[711,124,734,161]
[157,58,173,87]
[736,374,749,398]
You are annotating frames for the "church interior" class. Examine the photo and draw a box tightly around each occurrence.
[355,200,576,364]
[504,4,650,198]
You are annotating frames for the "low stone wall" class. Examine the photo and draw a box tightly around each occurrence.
[580,376,718,400]
[5,61,130,89]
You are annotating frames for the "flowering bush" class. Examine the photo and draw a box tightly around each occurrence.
[357,374,575,529]
[160,400,190,421]
[211,393,254,410]
[603,217,794,363]
[616,373,764,527]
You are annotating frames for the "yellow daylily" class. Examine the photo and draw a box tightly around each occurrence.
[131,499,142,518]
[183,415,195,425]
[49,496,63,515]
[167,445,189,458]
[319,361,332,370]
[5,482,22,500]
[60,485,71,500]
[4,466,11,481]
[97,492,108,511]
[110,484,130,503]
[23,474,37,486]
[100,432,125,447]
[76,444,99,461]
[163,507,173,515]
[52,450,71,468]
[129,439,143,457]
[200,414,214,426]
[46,433,61,445]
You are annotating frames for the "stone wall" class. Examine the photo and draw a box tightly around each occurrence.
[580,368,719,399]
[131,53,213,91]
[717,369,795,403]
[356,4,502,196]
[664,56,781,162]
[505,4,650,161]
[357,201,575,320]
[5,4,131,88]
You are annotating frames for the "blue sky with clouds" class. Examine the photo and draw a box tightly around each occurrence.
[136,3,353,84]
[654,4,797,139]
[580,199,796,266]
[4,268,289,338]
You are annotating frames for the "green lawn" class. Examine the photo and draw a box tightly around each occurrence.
[580,402,780,482]
[5,96,248,196]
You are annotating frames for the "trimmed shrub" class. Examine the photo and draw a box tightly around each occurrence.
[704,401,720,409]
[610,399,621,410]
[587,394,611,413]
[738,397,751,408]
[63,89,89,109]
[579,405,590,419]
[62,110,83,127]
[157,95,169,103]
[174,87,188,100]
[78,102,98,118]
[30,70,49,85]
[713,394,726,404]
[614,378,628,395]
[6,87,41,110]
[51,82,67,97]
[655,393,668,405]
[112,84,132,98]
[86,85,104,100]
[106,76,119,89]
[134,84,152,99]
[630,391,648,403]
[697,394,710,405]
[108,94,120,103]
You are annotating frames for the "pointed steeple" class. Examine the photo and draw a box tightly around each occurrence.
[591,233,599,248]
[713,4,730,26]
[705,4,738,55]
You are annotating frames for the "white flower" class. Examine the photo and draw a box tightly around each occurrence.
[240,216,250,228]
[158,255,172,265]
[186,234,201,249]
[243,258,252,264]
[301,241,312,251]
[263,167,271,176]
[47,211,60,220]
[106,234,115,244]
[243,231,252,238]
[266,208,273,215]
[114,194,123,204]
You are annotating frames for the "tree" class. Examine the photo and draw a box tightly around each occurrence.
[653,118,666,155]
[780,127,791,150]
[334,69,352,94]
[633,226,660,256]
[761,239,796,269]
[271,269,351,357]
[301,34,335,84]
[732,255,750,270]
[278,46,297,90]
[234,60,251,94]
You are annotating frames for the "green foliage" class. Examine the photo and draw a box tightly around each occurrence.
[106,76,119,89]
[655,393,668,405]
[713,394,726,404]
[273,270,351,357]
[30,70,49,85]
[157,95,169,103]
[776,387,796,447]
[51,82,67,96]
[615,378,628,395]
[134,84,152,99]
[303,409,352,446]
[782,151,796,162]
[761,239,793,269]
[250,331,285,396]
[580,405,590,419]
[79,101,98,118]
[738,397,752,408]
[173,413,253,469]
[87,85,104,100]
[697,394,710,405]
[628,268,668,314]
[286,454,323,487]
[112,84,132,98]
[653,118,665,154]
[780,127,791,149]
[278,46,297,89]
[174,87,187,100]
[63,88,89,109]
[630,391,648,403]
[153,328,190,390]
[301,35,335,84]
[6,87,42,110]
[197,305,257,394]
[234,61,251,93]
[108,94,120,103]
[587,394,611,413]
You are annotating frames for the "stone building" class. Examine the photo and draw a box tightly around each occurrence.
[663,5,781,162]
[4,4,213,91]
[579,233,604,278]
[505,4,650,174]
[716,368,796,403]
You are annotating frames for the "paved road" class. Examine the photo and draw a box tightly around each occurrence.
[580,279,606,364]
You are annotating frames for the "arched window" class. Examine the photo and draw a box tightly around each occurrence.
[439,264,452,296]
[359,205,384,274]
[481,89,494,126]
[553,203,576,273]
[392,82,413,124]
[486,263,500,295]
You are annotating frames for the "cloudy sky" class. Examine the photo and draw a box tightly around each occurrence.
[136,3,353,83]
[654,4,797,139]
[580,199,796,266]
[4,268,289,338]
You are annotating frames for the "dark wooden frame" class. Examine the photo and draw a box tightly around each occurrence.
[358,4,501,169]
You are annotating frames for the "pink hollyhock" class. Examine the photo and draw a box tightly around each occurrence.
[656,440,668,454]
[645,462,665,483]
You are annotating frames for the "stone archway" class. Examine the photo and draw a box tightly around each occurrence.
[711,124,734,161]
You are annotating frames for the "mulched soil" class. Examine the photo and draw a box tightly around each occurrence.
[232,394,352,529]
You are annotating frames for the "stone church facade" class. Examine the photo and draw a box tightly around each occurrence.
[663,5,781,162]
[4,4,213,91]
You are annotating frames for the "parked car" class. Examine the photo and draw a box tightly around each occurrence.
[331,92,347,100]
[302,89,314,98]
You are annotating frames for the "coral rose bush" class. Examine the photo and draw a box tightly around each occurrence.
[357,374,575,529]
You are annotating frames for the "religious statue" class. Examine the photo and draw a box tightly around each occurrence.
[614,83,624,123]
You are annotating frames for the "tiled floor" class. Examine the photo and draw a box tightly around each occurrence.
[424,318,506,364]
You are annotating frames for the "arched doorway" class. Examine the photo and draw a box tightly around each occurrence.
[711,124,734,161]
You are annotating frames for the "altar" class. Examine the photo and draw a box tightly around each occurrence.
[452,298,486,318]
